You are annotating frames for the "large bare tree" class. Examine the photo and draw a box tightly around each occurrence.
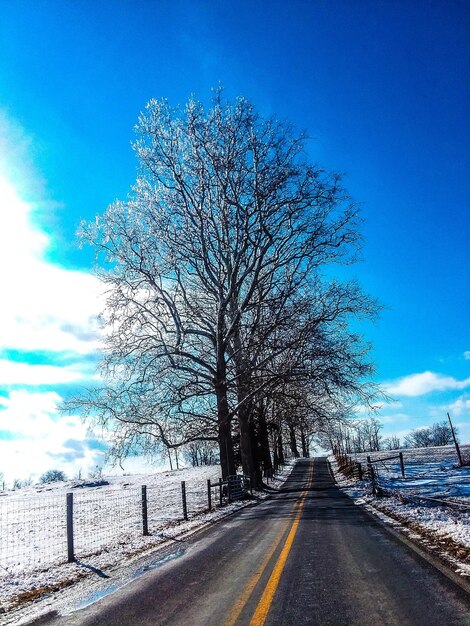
[72,91,378,477]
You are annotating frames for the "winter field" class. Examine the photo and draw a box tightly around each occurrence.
[0,463,293,617]
[330,444,470,578]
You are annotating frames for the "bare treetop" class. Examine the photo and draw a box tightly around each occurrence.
[73,91,380,479]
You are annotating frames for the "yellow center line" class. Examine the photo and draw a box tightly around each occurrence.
[249,462,314,626]
[224,461,314,626]
[224,505,299,626]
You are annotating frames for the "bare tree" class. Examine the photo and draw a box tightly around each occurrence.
[383,436,401,450]
[404,427,434,448]
[404,421,457,448]
[431,421,456,446]
[40,469,67,484]
[70,91,378,478]
[184,441,218,467]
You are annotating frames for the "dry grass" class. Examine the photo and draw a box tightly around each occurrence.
[9,575,82,608]
[372,502,470,567]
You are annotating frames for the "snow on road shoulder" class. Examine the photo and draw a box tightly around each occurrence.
[329,446,470,579]
[0,460,295,623]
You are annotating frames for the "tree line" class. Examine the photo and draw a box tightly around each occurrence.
[323,417,459,454]
[66,91,381,486]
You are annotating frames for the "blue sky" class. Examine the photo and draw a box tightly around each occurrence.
[0,1,468,481]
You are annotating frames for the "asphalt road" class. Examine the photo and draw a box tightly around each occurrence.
[53,458,470,626]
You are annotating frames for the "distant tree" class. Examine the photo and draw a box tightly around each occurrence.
[383,436,401,450]
[40,469,67,484]
[404,422,458,449]
[344,418,383,453]
[184,441,219,467]
[11,477,33,489]
[404,427,432,448]
[431,421,456,446]
[88,465,104,480]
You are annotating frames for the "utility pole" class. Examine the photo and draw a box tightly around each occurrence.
[447,412,463,467]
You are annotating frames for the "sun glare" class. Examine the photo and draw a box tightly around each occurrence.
[0,173,49,268]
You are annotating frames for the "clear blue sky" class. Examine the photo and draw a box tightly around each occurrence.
[0,1,468,480]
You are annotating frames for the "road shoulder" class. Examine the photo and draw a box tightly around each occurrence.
[328,458,470,598]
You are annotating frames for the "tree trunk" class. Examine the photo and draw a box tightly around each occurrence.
[237,371,256,482]
[214,356,235,479]
[300,427,309,457]
[231,314,257,484]
[215,314,236,479]
[239,405,256,481]
[257,404,273,480]
[289,423,300,457]
[277,432,285,465]
[249,418,263,489]
[216,382,236,478]
[272,432,279,471]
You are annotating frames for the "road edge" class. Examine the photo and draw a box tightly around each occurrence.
[326,459,470,598]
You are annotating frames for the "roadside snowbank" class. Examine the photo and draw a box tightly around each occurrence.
[329,445,470,579]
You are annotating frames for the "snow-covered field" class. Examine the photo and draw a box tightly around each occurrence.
[330,444,470,578]
[0,463,293,617]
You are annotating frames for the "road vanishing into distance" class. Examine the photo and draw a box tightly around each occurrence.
[52,458,470,626]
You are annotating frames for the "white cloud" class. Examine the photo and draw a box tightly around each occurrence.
[0,109,47,199]
[0,116,109,484]
[376,413,411,425]
[442,394,470,418]
[0,111,105,360]
[0,359,90,386]
[386,371,470,397]
[0,174,103,355]
[455,421,470,445]
[0,390,103,483]
[384,427,416,442]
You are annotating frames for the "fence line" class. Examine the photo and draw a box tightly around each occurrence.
[334,451,405,495]
[0,471,254,577]
[0,493,66,574]
[335,452,364,481]
[334,451,470,511]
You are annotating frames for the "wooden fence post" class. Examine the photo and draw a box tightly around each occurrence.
[399,452,405,478]
[142,485,149,536]
[66,492,75,563]
[448,412,463,466]
[366,455,377,496]
[181,481,188,520]
[207,479,212,511]
[219,477,223,507]
[357,461,363,481]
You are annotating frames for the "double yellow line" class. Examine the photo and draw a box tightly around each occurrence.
[225,461,314,626]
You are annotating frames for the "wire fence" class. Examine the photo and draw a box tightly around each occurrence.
[0,494,66,575]
[0,471,247,579]
[334,450,470,511]
[73,488,142,560]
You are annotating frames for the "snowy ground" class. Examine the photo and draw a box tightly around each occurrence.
[329,444,470,579]
[0,462,294,622]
